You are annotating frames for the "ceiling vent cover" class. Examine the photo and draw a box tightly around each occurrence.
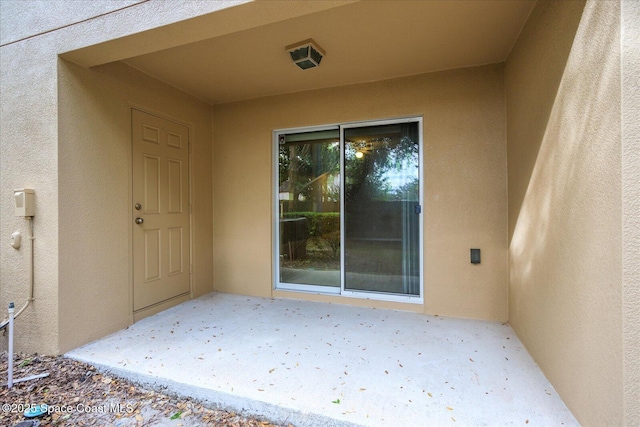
[286,39,325,70]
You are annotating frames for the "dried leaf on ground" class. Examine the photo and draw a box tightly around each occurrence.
[0,352,290,427]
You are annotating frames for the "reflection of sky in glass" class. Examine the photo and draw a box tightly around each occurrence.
[344,137,419,199]
[378,142,419,193]
[383,160,419,190]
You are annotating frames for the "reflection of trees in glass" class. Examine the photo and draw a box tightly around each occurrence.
[279,139,341,261]
[279,123,419,264]
[395,178,419,201]
[308,213,340,260]
[345,132,419,202]
[279,140,340,212]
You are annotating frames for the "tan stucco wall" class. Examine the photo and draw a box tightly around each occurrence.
[622,1,640,424]
[213,64,508,321]
[0,37,61,356]
[0,0,239,355]
[506,0,625,424]
[57,60,213,353]
[0,0,143,46]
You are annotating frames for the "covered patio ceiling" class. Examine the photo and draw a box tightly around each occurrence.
[64,0,536,105]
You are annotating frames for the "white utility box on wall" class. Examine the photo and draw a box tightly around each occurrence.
[14,188,35,217]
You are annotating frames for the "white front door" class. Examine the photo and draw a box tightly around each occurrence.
[132,109,190,311]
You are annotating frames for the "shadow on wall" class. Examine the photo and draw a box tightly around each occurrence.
[507,0,586,234]
[509,2,621,323]
[509,1,622,424]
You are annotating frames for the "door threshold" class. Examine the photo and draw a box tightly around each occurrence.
[272,289,424,312]
[133,292,191,322]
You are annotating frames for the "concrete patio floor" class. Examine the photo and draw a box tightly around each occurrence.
[67,293,578,426]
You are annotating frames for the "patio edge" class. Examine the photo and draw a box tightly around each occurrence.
[64,354,363,427]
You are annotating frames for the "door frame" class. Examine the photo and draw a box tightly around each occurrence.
[272,116,424,304]
[129,105,194,321]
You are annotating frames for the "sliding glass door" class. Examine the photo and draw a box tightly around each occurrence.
[343,122,421,295]
[277,128,341,290]
[275,118,422,301]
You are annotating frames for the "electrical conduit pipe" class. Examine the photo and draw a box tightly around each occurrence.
[8,302,14,388]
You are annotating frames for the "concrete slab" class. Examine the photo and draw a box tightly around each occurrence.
[66,293,578,426]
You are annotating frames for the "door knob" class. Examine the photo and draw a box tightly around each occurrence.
[135,217,144,225]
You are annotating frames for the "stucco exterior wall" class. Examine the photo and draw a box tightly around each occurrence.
[57,60,213,353]
[213,64,508,321]
[0,0,240,354]
[0,1,143,46]
[622,1,640,424]
[0,35,61,355]
[506,0,624,424]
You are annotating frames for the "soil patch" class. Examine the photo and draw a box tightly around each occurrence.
[0,352,290,427]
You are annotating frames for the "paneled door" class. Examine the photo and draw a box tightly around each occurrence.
[132,109,190,311]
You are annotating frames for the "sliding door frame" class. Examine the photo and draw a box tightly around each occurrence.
[272,123,341,296]
[273,116,424,304]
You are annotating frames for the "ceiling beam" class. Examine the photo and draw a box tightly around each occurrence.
[61,0,358,68]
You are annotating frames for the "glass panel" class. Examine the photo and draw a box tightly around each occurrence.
[344,122,420,295]
[290,46,309,62]
[278,129,341,287]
